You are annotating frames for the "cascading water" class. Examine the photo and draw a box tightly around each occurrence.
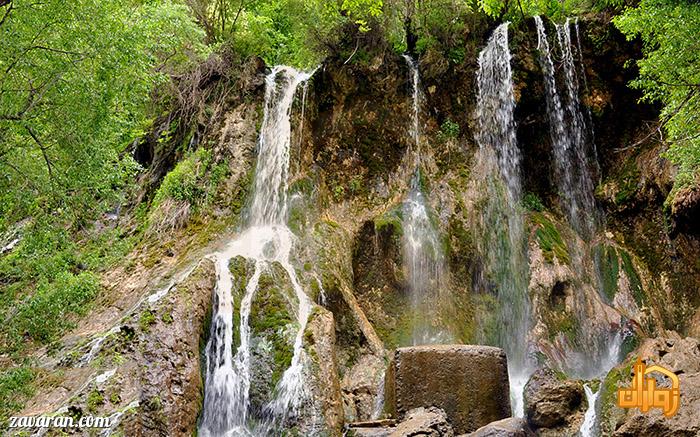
[199,66,313,437]
[401,55,449,346]
[535,16,597,239]
[579,331,624,437]
[474,23,532,416]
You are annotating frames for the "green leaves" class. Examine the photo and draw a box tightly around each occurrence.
[613,0,700,202]
[0,0,206,228]
[0,0,205,353]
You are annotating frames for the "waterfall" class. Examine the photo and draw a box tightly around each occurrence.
[578,330,624,436]
[401,55,449,346]
[199,66,313,437]
[474,22,531,416]
[535,16,597,238]
[580,383,600,437]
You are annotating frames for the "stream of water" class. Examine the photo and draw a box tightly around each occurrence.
[535,16,597,239]
[475,22,532,416]
[199,66,313,437]
[402,55,449,346]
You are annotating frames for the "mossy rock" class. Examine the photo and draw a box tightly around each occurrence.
[249,262,297,387]
[593,244,645,306]
[594,243,620,302]
[374,207,404,237]
[599,359,634,435]
[229,256,257,349]
[619,249,645,306]
[546,311,580,345]
[531,212,570,265]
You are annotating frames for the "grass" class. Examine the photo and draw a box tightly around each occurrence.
[0,366,36,428]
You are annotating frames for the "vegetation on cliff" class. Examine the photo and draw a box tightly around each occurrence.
[0,0,699,430]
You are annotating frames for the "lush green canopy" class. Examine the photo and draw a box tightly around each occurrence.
[614,0,700,202]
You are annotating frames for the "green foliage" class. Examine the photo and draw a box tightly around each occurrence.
[139,310,157,332]
[411,0,475,59]
[531,212,570,264]
[438,119,460,141]
[0,0,207,229]
[13,272,99,344]
[87,389,105,413]
[523,192,545,212]
[148,147,229,231]
[0,366,35,427]
[0,0,206,356]
[189,0,383,68]
[613,0,700,202]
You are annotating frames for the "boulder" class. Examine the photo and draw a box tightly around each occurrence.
[305,307,345,435]
[342,353,386,421]
[465,417,535,437]
[524,368,585,435]
[385,345,511,434]
[390,407,454,437]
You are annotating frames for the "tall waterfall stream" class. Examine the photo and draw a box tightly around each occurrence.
[474,22,532,417]
[199,66,313,436]
[195,19,625,437]
[402,54,450,346]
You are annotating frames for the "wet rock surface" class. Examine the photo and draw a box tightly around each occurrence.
[304,307,345,435]
[600,335,700,436]
[386,345,511,434]
[342,353,385,422]
[136,259,216,435]
[523,368,585,436]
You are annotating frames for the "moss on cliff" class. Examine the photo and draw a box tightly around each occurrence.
[531,212,570,265]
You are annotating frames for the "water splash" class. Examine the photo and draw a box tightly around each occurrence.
[371,371,386,420]
[474,23,532,416]
[580,383,600,437]
[535,16,597,238]
[401,55,449,346]
[199,66,313,436]
[578,330,625,437]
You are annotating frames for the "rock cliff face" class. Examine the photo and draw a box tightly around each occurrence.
[9,13,700,437]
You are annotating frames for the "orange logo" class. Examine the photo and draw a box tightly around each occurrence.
[617,358,680,417]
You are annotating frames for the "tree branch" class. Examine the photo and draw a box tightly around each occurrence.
[614,89,697,152]
[0,0,13,28]
[25,125,53,179]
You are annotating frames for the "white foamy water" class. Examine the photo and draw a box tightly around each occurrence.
[401,55,449,346]
[578,330,624,437]
[475,23,532,416]
[199,66,314,436]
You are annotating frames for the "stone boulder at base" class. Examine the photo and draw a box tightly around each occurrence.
[465,417,535,437]
[385,345,511,434]
[523,368,585,436]
[390,407,454,437]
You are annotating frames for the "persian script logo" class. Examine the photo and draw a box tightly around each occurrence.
[617,358,680,417]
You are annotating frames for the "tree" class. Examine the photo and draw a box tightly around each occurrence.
[0,0,207,230]
[613,0,700,203]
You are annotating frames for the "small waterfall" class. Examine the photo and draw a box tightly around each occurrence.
[401,55,449,346]
[199,66,313,436]
[535,16,597,238]
[578,330,624,437]
[580,383,600,437]
[474,23,531,416]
